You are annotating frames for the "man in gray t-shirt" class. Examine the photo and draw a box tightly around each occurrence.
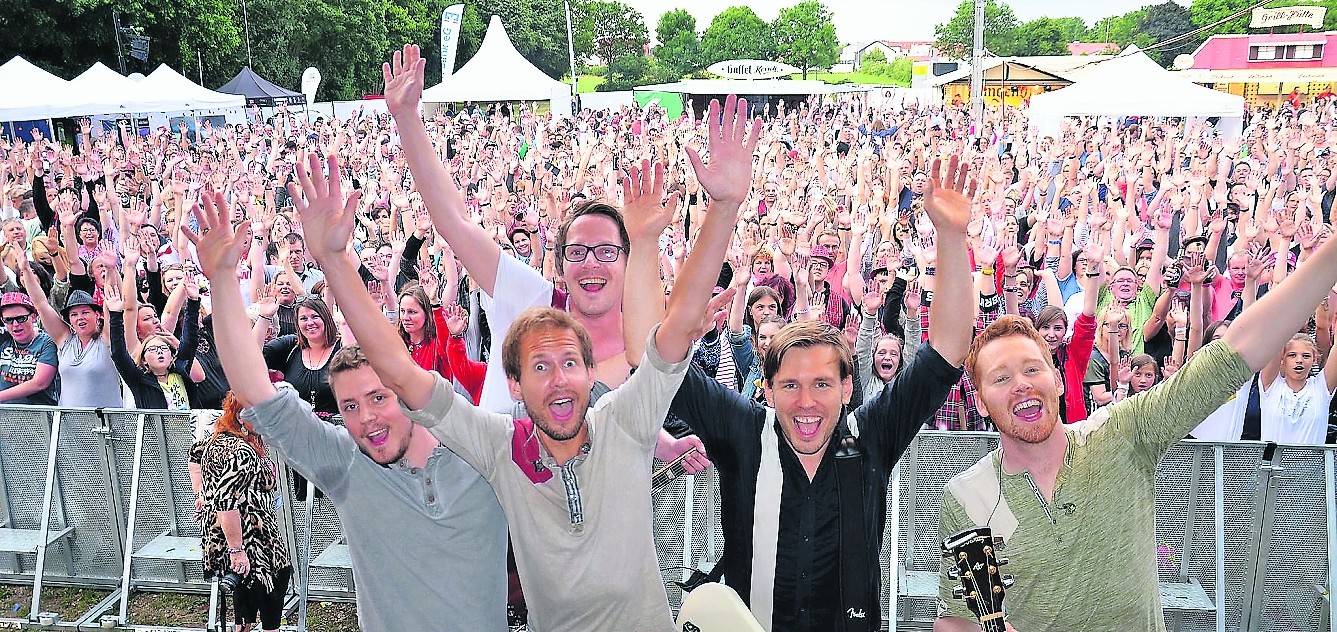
[192,191,507,631]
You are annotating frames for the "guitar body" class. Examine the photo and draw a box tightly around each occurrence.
[676,582,764,632]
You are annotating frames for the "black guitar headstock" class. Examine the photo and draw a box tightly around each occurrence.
[942,527,1013,632]
[651,447,699,494]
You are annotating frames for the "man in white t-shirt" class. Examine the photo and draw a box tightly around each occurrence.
[1258,333,1337,445]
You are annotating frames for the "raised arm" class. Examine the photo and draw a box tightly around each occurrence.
[183,191,276,408]
[382,45,503,295]
[620,160,677,366]
[920,156,976,367]
[656,96,762,363]
[16,259,70,346]
[1226,219,1337,371]
[289,152,435,409]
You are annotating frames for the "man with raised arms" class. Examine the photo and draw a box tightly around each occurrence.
[935,182,1337,631]
[623,157,978,632]
[188,193,508,631]
[288,83,761,630]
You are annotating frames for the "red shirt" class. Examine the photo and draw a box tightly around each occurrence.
[1059,312,1097,424]
[409,307,486,404]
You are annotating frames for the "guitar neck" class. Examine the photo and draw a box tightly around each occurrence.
[651,448,697,492]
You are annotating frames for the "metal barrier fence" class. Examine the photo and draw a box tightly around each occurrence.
[0,403,1331,631]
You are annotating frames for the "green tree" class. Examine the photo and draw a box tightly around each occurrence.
[1051,16,1088,43]
[861,48,890,75]
[653,9,700,79]
[934,0,1020,58]
[1013,17,1070,56]
[887,57,913,86]
[771,0,840,79]
[1138,1,1201,66]
[700,6,774,65]
[1191,0,1337,35]
[1091,9,1149,48]
[456,0,572,80]
[576,0,649,72]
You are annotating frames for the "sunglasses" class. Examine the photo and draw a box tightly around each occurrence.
[1,313,32,326]
[142,344,173,354]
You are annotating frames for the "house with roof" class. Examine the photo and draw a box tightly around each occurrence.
[837,40,937,71]
[1179,31,1337,106]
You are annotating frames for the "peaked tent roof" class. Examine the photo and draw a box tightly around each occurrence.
[422,15,568,103]
[63,62,186,116]
[217,66,305,106]
[1029,46,1244,137]
[0,56,80,121]
[141,64,246,110]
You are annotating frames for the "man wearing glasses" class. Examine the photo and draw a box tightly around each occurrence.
[0,292,59,405]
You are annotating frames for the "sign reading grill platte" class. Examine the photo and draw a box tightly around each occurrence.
[707,60,803,80]
[1251,5,1327,29]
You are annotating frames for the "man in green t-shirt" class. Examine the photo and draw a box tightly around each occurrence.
[933,226,1337,632]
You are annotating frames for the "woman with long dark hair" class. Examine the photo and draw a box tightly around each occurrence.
[395,281,485,403]
[190,393,292,632]
[253,294,340,419]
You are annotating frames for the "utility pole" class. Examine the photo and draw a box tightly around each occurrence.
[112,10,127,74]
[240,0,254,67]
[970,0,985,132]
[564,0,578,102]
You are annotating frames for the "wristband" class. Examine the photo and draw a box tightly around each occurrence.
[979,294,1002,311]
[227,546,245,554]
[921,289,935,306]
[1047,239,1062,245]
[980,266,995,276]
[923,266,936,277]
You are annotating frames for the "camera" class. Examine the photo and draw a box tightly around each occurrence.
[219,571,247,592]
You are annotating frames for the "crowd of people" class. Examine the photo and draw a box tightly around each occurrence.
[3,41,1337,631]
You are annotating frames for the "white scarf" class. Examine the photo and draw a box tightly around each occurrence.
[749,409,861,631]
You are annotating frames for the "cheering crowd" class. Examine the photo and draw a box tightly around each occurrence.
[3,42,1337,631]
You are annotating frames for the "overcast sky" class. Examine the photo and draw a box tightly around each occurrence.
[624,0,1192,45]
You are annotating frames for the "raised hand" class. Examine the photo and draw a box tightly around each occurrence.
[922,156,974,235]
[102,273,124,312]
[288,152,361,263]
[182,188,252,283]
[684,95,762,207]
[383,44,426,120]
[444,303,468,337]
[621,159,679,242]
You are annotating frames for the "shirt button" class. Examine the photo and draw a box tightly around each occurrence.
[426,494,436,503]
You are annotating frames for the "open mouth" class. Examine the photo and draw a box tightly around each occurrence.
[577,277,607,293]
[793,415,822,440]
[878,361,896,373]
[549,397,575,422]
[1011,398,1043,423]
[366,428,389,447]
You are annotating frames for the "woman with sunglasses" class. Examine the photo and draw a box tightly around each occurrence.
[16,259,122,407]
[104,263,201,411]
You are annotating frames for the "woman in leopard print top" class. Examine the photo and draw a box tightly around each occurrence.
[190,394,293,631]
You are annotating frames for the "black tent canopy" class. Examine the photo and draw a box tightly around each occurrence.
[217,67,306,107]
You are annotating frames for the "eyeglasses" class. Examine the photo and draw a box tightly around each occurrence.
[1,314,31,326]
[561,243,623,264]
[142,344,173,354]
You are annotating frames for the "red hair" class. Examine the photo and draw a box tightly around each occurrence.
[213,392,265,458]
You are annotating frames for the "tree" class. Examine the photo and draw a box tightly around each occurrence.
[700,6,774,66]
[861,48,890,75]
[653,9,700,79]
[576,0,649,67]
[934,0,1021,58]
[1191,0,1337,36]
[1091,8,1148,48]
[1051,16,1088,43]
[456,0,572,81]
[1138,1,1200,66]
[887,57,913,86]
[771,0,840,79]
[1013,17,1070,56]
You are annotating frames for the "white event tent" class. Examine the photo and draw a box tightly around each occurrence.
[0,57,80,121]
[139,64,246,110]
[1029,46,1245,140]
[422,15,571,115]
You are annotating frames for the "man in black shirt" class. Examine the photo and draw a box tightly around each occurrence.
[662,157,977,632]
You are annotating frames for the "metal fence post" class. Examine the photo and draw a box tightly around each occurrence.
[116,413,148,624]
[28,410,63,620]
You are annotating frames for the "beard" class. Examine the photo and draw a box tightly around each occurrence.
[996,393,1062,445]
[360,435,411,467]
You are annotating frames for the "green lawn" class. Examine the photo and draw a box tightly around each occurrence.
[563,74,606,93]
[793,71,906,86]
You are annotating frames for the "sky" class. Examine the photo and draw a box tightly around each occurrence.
[623,0,1192,46]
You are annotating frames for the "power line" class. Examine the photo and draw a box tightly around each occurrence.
[1064,0,1276,72]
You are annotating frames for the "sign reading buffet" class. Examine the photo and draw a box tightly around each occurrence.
[706,59,803,80]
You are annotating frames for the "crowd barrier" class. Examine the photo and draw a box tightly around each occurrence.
[0,403,1331,631]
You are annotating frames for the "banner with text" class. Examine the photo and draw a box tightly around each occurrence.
[1251,6,1326,29]
[441,4,465,79]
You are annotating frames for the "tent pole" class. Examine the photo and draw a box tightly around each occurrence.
[564,0,578,107]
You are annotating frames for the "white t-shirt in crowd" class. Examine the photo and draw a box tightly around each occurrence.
[1259,370,1334,445]
[1190,379,1251,441]
[478,250,554,413]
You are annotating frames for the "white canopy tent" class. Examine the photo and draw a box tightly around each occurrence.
[139,64,246,110]
[0,57,80,121]
[1029,46,1245,140]
[422,15,571,116]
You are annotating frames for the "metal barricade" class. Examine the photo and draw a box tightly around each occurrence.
[0,403,1332,631]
